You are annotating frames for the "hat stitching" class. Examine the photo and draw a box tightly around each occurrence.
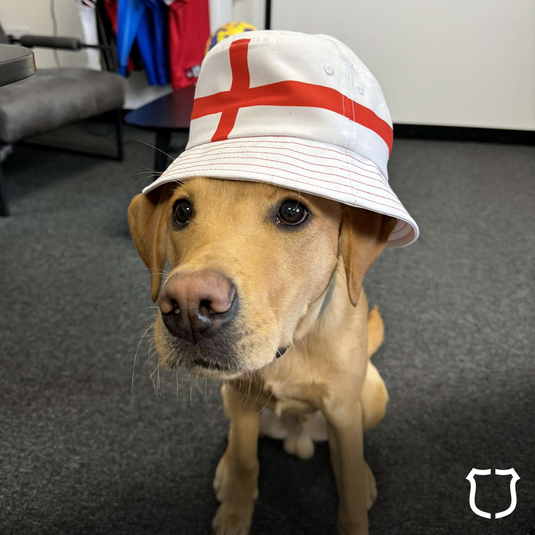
[171,152,397,199]
[175,149,386,185]
[180,137,388,182]
[165,161,404,208]
[158,168,413,227]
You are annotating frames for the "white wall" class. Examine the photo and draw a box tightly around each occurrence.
[0,0,89,68]
[233,0,266,30]
[2,0,533,125]
[234,0,535,131]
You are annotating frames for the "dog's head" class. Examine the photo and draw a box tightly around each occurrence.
[128,177,395,379]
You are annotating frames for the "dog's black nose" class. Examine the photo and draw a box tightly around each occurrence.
[159,271,237,342]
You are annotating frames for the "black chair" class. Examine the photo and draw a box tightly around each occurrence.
[0,23,125,216]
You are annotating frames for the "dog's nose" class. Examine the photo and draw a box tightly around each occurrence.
[159,271,237,341]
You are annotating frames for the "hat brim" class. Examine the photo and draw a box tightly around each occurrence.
[143,136,419,247]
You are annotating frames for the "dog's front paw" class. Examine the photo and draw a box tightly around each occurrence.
[363,461,377,510]
[337,518,369,535]
[213,456,259,503]
[212,499,255,535]
[213,456,231,502]
[212,456,259,535]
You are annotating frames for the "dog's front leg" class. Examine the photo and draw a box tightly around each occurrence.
[212,384,262,535]
[325,398,370,535]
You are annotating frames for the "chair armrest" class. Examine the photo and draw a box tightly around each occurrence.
[18,35,82,51]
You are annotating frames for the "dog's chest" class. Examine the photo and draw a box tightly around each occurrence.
[259,350,332,415]
[264,387,318,415]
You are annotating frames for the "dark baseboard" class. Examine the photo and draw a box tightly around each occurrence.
[394,124,535,146]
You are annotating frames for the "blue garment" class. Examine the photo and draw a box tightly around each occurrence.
[117,0,169,85]
[141,0,169,86]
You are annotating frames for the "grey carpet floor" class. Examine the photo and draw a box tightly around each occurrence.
[0,127,534,535]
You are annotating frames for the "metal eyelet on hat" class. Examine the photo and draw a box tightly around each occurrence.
[323,64,334,75]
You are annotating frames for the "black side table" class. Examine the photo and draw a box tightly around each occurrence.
[124,85,195,173]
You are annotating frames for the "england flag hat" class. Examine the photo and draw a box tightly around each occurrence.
[144,30,419,247]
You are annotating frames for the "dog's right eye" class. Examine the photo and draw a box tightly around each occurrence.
[172,199,193,226]
[276,200,309,227]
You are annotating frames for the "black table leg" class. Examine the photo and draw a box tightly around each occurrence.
[155,130,172,174]
[115,108,124,162]
[0,163,9,216]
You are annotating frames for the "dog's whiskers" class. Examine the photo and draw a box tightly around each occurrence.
[189,374,194,408]
[256,389,274,416]
[149,361,162,399]
[129,169,162,178]
[149,361,161,380]
[145,341,157,367]
[362,275,385,288]
[131,322,156,390]
[194,370,208,402]
[131,172,163,188]
[133,270,169,288]
[136,139,175,162]
[157,364,163,399]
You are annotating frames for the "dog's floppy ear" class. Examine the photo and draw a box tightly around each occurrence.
[128,185,171,302]
[340,207,397,306]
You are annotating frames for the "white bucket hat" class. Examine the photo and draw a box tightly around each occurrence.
[144,30,418,247]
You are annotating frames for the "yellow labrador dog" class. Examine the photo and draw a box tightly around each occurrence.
[128,176,396,535]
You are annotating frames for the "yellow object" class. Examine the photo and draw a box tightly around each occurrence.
[205,21,258,56]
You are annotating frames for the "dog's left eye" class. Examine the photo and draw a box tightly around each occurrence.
[276,200,309,226]
[172,199,193,226]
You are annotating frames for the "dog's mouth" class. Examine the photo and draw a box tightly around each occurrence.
[159,312,290,378]
[190,355,232,371]
[181,345,290,379]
